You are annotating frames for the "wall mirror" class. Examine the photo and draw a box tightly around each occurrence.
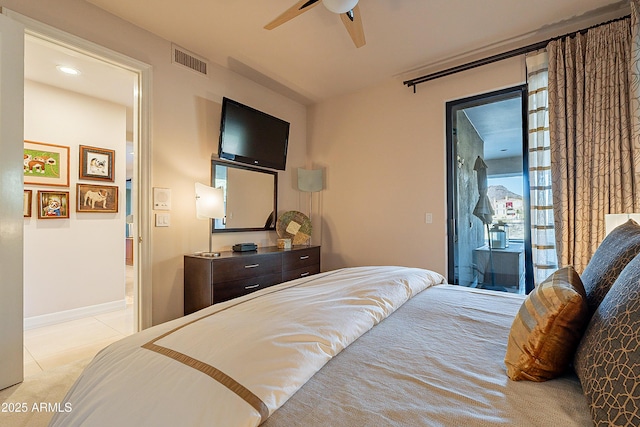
[211,159,277,232]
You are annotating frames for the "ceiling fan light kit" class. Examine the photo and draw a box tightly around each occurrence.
[323,0,359,14]
[265,0,366,48]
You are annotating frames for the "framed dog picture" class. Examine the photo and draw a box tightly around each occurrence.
[79,145,115,182]
[37,191,70,219]
[24,190,32,217]
[77,183,118,213]
[24,140,70,187]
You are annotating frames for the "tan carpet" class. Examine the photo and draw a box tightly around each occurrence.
[0,358,90,427]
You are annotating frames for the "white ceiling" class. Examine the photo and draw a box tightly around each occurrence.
[25,35,137,178]
[25,35,136,109]
[464,98,523,161]
[82,0,629,104]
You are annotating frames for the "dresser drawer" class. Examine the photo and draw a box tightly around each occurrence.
[282,264,320,282]
[282,247,320,271]
[214,272,282,303]
[185,246,320,315]
[212,254,282,283]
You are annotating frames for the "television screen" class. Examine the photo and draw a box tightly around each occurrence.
[218,97,290,171]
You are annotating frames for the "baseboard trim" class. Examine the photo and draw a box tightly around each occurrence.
[24,300,127,330]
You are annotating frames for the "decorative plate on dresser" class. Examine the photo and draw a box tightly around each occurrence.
[276,210,312,245]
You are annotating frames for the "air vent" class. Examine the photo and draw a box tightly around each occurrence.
[171,44,208,76]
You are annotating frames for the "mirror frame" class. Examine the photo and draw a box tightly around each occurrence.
[211,159,278,233]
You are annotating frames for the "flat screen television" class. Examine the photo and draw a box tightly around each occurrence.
[218,97,290,171]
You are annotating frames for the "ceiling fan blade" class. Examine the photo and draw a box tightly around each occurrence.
[340,4,366,48]
[264,0,321,30]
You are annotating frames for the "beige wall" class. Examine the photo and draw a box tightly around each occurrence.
[2,0,527,327]
[2,0,308,325]
[307,57,526,277]
[225,167,274,229]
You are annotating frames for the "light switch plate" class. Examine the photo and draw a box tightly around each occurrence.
[155,213,170,227]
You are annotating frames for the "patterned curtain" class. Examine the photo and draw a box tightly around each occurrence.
[632,0,640,194]
[526,51,558,285]
[548,17,640,273]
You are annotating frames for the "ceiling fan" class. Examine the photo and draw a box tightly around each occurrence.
[265,0,366,48]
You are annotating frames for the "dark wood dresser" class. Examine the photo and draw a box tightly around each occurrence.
[184,245,320,315]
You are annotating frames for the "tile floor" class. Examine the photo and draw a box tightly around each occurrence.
[22,305,134,377]
[22,266,135,378]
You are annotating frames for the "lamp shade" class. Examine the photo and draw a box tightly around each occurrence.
[323,0,359,14]
[297,168,324,192]
[195,183,224,219]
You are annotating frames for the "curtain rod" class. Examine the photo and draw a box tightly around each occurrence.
[403,14,630,91]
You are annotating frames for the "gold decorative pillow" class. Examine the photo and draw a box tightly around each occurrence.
[504,266,589,381]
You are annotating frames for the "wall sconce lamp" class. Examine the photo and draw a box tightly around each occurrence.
[195,182,225,257]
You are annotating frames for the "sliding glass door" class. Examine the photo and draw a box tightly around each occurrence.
[446,86,533,294]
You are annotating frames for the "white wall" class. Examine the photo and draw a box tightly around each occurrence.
[23,80,126,318]
[307,58,526,276]
[1,0,308,324]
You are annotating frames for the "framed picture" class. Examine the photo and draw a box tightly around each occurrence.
[79,145,115,182]
[24,141,70,187]
[37,191,70,219]
[76,183,119,213]
[23,190,32,217]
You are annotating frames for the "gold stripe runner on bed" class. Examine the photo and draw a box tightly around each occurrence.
[141,342,269,423]
[140,271,343,425]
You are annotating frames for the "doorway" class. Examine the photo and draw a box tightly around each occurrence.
[446,86,533,294]
[20,33,139,375]
[0,8,151,385]
[16,16,151,382]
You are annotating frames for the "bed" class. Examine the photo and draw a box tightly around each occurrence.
[50,221,640,426]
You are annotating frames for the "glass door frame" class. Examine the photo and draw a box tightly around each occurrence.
[445,85,534,294]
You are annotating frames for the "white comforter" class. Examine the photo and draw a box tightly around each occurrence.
[263,285,592,426]
[50,266,446,427]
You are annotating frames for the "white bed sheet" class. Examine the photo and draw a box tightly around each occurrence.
[264,285,592,426]
[50,266,446,427]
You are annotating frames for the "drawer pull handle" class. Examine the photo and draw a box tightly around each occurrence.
[300,272,310,277]
[245,264,260,269]
[245,284,260,289]
[300,256,310,260]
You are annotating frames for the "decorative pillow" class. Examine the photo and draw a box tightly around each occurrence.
[574,255,640,426]
[504,266,589,381]
[581,219,640,315]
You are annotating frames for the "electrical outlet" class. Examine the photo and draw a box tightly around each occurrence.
[425,213,433,224]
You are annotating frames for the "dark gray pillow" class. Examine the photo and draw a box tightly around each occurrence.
[581,219,640,315]
[574,254,640,426]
